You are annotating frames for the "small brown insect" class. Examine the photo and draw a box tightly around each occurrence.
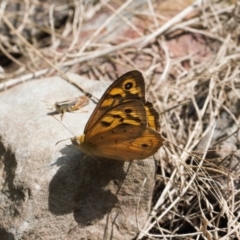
[48,95,89,120]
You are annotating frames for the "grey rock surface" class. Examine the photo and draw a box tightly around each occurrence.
[0,73,155,240]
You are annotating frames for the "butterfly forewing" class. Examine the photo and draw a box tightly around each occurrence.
[84,71,145,133]
[86,100,147,139]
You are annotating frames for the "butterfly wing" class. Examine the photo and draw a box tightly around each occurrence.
[85,100,147,139]
[144,101,160,131]
[80,100,163,161]
[84,70,145,133]
[84,125,163,161]
[72,70,163,161]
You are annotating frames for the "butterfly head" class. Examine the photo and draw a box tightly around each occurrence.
[71,134,85,146]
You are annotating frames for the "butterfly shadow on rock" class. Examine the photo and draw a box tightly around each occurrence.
[48,145,127,226]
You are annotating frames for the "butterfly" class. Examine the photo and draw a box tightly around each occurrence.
[71,70,163,161]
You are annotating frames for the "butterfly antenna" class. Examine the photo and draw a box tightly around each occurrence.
[51,115,76,143]
[55,138,72,146]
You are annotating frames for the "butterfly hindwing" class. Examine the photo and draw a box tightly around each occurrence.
[144,101,160,131]
[85,126,162,161]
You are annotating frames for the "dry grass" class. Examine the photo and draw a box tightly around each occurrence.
[1,0,240,239]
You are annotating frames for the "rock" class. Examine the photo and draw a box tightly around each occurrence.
[0,73,156,239]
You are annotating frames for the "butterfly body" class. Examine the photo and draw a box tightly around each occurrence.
[71,71,163,161]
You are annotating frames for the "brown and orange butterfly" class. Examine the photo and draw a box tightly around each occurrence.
[71,70,163,161]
